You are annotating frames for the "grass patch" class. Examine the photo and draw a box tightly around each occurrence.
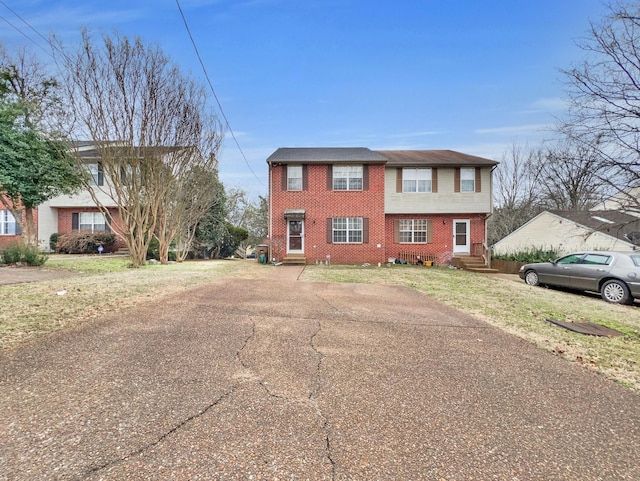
[300,264,640,391]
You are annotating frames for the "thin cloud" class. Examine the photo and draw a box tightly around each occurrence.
[520,97,568,114]
[475,124,552,135]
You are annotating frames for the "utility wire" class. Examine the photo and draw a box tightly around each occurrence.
[0,3,52,58]
[174,0,264,186]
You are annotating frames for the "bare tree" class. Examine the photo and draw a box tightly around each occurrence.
[561,1,640,214]
[536,142,611,210]
[56,32,222,266]
[488,144,542,245]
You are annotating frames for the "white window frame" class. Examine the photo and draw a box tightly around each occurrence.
[460,168,475,192]
[402,168,432,193]
[0,210,18,235]
[333,165,363,191]
[333,217,363,243]
[399,219,428,243]
[86,163,101,186]
[79,212,108,232]
[287,165,303,191]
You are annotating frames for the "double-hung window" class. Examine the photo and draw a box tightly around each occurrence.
[333,165,363,190]
[287,165,303,191]
[399,219,428,243]
[460,168,475,192]
[87,163,104,186]
[0,210,18,235]
[402,168,432,193]
[79,212,108,232]
[333,217,363,243]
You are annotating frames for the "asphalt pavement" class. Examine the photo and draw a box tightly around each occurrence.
[1,266,639,480]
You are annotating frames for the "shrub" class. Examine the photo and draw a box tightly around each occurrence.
[49,233,60,252]
[0,241,48,266]
[55,231,116,254]
[492,247,560,263]
[146,237,176,261]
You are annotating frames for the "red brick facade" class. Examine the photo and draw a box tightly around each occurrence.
[268,149,494,266]
[0,195,33,250]
[57,207,125,250]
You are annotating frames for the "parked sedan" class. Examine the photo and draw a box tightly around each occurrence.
[518,251,640,304]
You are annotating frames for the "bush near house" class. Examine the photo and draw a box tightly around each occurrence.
[54,231,116,254]
[0,241,48,266]
[492,247,560,263]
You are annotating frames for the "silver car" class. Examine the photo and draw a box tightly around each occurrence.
[518,251,640,304]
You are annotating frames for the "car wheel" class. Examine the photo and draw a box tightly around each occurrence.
[524,270,540,286]
[601,279,631,304]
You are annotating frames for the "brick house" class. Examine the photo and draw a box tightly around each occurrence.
[0,194,26,250]
[266,147,498,266]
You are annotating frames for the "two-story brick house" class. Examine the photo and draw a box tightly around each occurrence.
[267,147,498,265]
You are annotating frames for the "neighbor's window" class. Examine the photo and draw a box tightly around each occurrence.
[399,219,428,243]
[0,210,18,235]
[403,168,432,193]
[79,212,108,232]
[333,217,363,243]
[86,163,104,186]
[333,165,363,190]
[460,167,475,192]
[287,165,303,191]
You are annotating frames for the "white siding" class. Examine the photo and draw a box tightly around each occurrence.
[492,211,636,255]
[384,167,493,214]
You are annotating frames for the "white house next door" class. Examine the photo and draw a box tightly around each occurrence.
[287,220,304,254]
[453,219,470,254]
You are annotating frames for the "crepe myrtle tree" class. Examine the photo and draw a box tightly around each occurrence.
[56,31,223,266]
[561,1,640,215]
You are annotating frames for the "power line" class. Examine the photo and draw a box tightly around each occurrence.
[0,2,52,58]
[174,0,264,186]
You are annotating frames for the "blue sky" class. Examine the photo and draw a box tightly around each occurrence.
[2,0,612,197]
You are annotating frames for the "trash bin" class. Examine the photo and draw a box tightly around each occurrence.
[256,244,268,264]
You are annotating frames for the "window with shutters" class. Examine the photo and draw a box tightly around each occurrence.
[460,167,475,192]
[0,210,18,235]
[287,165,303,191]
[78,212,108,232]
[87,163,104,186]
[333,217,363,243]
[402,168,432,193]
[332,165,363,190]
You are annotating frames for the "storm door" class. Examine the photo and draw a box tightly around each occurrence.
[287,220,304,253]
[453,219,470,254]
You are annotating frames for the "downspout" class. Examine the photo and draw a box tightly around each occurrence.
[268,160,273,263]
[485,164,498,268]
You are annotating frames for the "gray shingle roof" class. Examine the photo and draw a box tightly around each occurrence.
[267,148,388,163]
[375,150,498,166]
[550,210,640,245]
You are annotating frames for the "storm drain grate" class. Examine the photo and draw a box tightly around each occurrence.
[545,318,624,337]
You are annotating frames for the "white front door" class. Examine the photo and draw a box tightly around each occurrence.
[453,219,470,254]
[287,220,304,254]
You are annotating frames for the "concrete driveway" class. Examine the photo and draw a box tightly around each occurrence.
[1,266,639,480]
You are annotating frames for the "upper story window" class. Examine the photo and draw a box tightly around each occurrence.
[333,165,363,191]
[403,168,432,193]
[0,210,18,235]
[287,165,303,191]
[460,167,475,192]
[87,163,104,186]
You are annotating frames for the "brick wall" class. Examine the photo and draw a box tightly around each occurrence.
[0,195,31,250]
[57,207,126,249]
[385,213,487,265]
[270,163,387,264]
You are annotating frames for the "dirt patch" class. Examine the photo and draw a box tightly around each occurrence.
[0,266,74,285]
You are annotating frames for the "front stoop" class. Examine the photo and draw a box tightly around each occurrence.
[282,254,307,265]
[452,255,498,274]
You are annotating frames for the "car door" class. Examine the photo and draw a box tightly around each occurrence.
[569,253,613,291]
[539,253,585,287]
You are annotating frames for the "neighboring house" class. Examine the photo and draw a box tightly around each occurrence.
[492,210,640,256]
[266,147,498,265]
[37,142,122,252]
[591,185,640,216]
[0,195,24,250]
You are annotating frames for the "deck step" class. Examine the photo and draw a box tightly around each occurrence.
[282,254,307,265]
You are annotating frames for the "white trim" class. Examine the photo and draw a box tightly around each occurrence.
[453,219,470,253]
[287,219,304,254]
